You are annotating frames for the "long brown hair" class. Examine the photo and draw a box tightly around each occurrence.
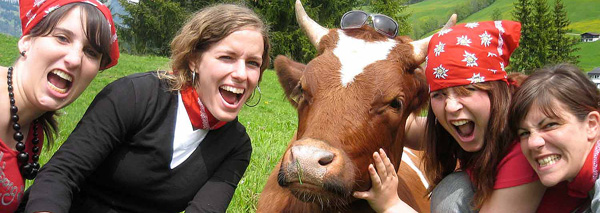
[21,3,114,147]
[423,73,525,209]
[160,3,271,91]
[509,64,600,136]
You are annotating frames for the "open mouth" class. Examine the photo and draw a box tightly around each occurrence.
[451,120,475,138]
[537,154,561,167]
[47,70,73,94]
[219,85,244,105]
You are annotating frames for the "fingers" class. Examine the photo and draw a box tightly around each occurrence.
[379,148,396,178]
[352,191,371,199]
[373,151,387,179]
[368,163,382,187]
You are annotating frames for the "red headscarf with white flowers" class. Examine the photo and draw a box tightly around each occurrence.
[425,20,521,92]
[19,0,119,69]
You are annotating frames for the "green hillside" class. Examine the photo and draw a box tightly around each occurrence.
[406,0,600,71]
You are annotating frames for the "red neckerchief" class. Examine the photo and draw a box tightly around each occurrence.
[568,141,600,198]
[180,87,227,130]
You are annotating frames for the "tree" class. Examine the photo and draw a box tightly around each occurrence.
[510,0,532,72]
[548,0,579,65]
[530,0,552,68]
[118,0,188,56]
[249,0,358,63]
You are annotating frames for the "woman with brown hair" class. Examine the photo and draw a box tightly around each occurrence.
[509,64,599,211]
[0,0,118,211]
[25,3,269,212]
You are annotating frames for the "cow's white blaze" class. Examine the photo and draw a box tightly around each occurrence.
[333,30,397,87]
[401,147,429,188]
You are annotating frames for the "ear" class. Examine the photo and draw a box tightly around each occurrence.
[188,54,199,74]
[274,55,305,107]
[18,35,32,54]
[586,111,600,142]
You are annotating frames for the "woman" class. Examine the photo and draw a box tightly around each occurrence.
[25,3,269,213]
[508,64,598,211]
[0,0,118,211]
[354,20,558,212]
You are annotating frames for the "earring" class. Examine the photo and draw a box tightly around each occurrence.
[20,51,26,57]
[245,86,262,107]
[191,71,196,85]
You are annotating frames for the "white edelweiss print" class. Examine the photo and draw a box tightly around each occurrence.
[434,42,445,56]
[468,73,485,83]
[487,52,497,57]
[465,22,480,29]
[438,28,453,37]
[500,62,505,71]
[495,21,505,33]
[34,0,46,7]
[479,31,492,47]
[488,69,497,74]
[457,35,472,46]
[433,65,449,79]
[45,5,60,16]
[462,51,478,67]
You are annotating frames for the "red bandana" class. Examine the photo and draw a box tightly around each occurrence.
[425,20,521,92]
[19,0,119,69]
[180,87,227,130]
[568,141,600,198]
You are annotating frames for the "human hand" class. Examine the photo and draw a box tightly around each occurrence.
[353,148,405,213]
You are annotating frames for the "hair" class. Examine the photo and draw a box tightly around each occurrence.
[160,3,271,91]
[22,3,113,147]
[509,64,600,137]
[423,73,526,209]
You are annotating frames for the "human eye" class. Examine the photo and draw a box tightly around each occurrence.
[54,34,69,43]
[543,122,560,129]
[517,129,530,138]
[247,60,261,68]
[465,85,478,91]
[218,55,234,61]
[430,91,443,99]
[84,47,101,59]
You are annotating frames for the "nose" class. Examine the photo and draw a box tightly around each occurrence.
[64,46,83,69]
[526,132,545,150]
[445,95,463,112]
[231,60,248,83]
[291,145,335,168]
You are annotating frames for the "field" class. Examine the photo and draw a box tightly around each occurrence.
[0,33,295,212]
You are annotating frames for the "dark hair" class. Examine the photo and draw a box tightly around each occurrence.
[28,3,113,69]
[25,3,113,147]
[509,64,600,137]
[423,73,526,209]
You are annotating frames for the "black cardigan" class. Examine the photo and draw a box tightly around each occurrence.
[25,72,252,213]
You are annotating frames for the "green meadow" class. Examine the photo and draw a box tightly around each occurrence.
[0,33,295,212]
[406,0,600,71]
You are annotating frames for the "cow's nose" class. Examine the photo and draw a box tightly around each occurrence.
[291,145,335,168]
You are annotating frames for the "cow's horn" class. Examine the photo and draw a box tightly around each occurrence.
[410,14,457,64]
[295,0,328,47]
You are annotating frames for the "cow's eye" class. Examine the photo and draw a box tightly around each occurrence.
[390,98,403,110]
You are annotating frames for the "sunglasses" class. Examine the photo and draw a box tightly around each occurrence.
[340,10,399,38]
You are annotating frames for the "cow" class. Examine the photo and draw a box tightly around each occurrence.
[257,1,456,212]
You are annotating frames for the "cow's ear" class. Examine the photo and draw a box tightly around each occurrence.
[274,55,305,107]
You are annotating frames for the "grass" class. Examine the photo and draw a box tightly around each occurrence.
[1,33,296,212]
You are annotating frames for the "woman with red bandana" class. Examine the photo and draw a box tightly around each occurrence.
[25,3,270,213]
[0,0,118,211]
[509,64,600,212]
[355,21,586,212]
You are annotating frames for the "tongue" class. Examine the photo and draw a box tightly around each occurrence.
[220,89,238,105]
[48,73,69,89]
[456,122,475,136]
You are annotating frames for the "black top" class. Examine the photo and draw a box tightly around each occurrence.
[25,72,252,213]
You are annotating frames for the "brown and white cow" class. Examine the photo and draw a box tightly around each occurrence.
[257,1,456,212]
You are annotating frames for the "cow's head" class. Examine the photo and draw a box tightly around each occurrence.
[275,0,455,207]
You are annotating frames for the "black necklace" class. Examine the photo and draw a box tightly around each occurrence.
[7,66,40,180]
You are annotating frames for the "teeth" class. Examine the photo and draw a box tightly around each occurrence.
[221,85,244,94]
[451,120,469,126]
[48,82,67,94]
[52,70,72,82]
[537,155,561,167]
